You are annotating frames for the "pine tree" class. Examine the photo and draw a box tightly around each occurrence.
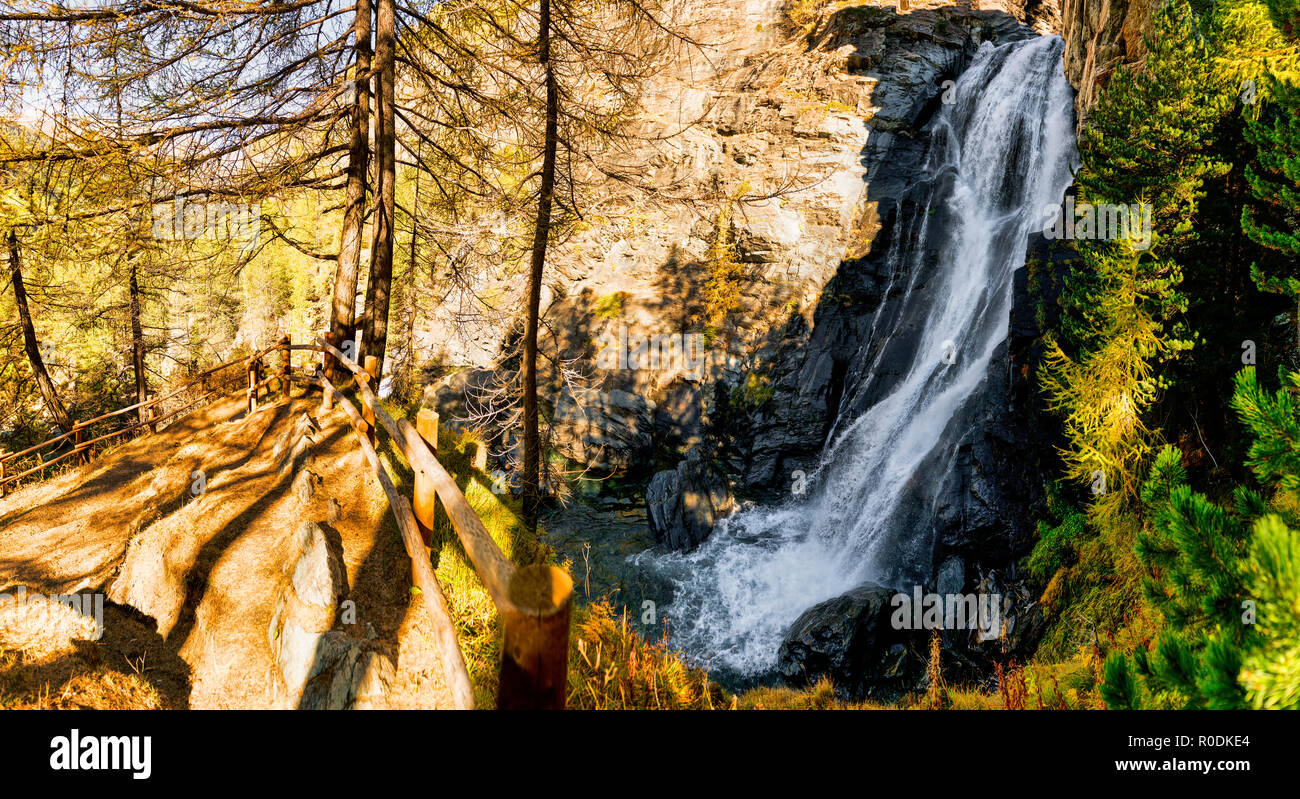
[1042,241,1188,514]
[1241,77,1300,310]
[1046,0,1221,511]
[1103,367,1300,709]
[1240,514,1300,708]
[1262,0,1300,36]
[1076,0,1231,253]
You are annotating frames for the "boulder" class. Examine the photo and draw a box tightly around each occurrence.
[776,583,921,700]
[936,556,965,595]
[421,368,497,436]
[646,450,735,551]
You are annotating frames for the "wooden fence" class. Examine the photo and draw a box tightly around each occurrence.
[4,334,573,710]
[1,357,247,497]
[308,339,573,710]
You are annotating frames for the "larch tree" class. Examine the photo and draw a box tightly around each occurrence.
[376,0,686,526]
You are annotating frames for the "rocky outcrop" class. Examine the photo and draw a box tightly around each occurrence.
[646,450,736,550]
[552,388,657,475]
[693,6,1052,503]
[778,575,1045,698]
[268,519,394,710]
[409,2,1046,477]
[402,0,1126,489]
[1059,0,1155,119]
[776,583,920,700]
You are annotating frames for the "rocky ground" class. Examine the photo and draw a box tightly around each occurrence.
[0,392,453,709]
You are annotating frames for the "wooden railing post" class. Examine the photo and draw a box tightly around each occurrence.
[322,328,339,388]
[318,335,337,413]
[360,356,378,446]
[498,565,573,710]
[1,452,7,498]
[320,365,335,414]
[73,424,87,464]
[413,409,439,547]
[280,334,292,402]
[247,357,259,415]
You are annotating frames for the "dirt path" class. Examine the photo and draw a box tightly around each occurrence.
[0,391,452,709]
[0,396,253,594]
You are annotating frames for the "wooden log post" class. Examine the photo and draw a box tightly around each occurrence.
[322,328,338,388]
[319,331,335,399]
[73,424,87,464]
[360,356,379,446]
[247,358,260,415]
[497,564,574,710]
[318,335,339,414]
[319,367,335,414]
[1,451,7,498]
[280,334,292,402]
[413,409,439,547]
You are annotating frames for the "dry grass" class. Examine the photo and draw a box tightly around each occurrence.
[926,630,945,709]
[568,601,729,709]
[736,678,890,709]
[0,594,189,710]
[0,648,166,710]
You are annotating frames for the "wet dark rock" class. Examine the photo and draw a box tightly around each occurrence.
[936,556,965,595]
[776,583,922,700]
[646,450,735,551]
[653,379,706,456]
[1004,600,1048,658]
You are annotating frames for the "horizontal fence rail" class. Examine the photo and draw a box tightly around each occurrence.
[1,357,248,496]
[315,338,573,710]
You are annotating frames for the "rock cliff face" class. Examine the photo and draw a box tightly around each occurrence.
[417,0,1149,480]
[1059,0,1155,119]
[422,0,1047,473]
[418,0,1065,582]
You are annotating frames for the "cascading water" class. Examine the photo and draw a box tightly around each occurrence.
[633,34,1079,679]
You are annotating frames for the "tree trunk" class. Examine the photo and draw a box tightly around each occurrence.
[328,0,373,375]
[7,231,74,433]
[129,258,149,427]
[401,141,423,395]
[361,0,395,377]
[522,0,559,530]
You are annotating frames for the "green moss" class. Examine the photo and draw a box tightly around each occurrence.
[731,372,775,409]
[592,291,628,321]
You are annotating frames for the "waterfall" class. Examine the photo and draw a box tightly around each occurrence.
[633,35,1079,679]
